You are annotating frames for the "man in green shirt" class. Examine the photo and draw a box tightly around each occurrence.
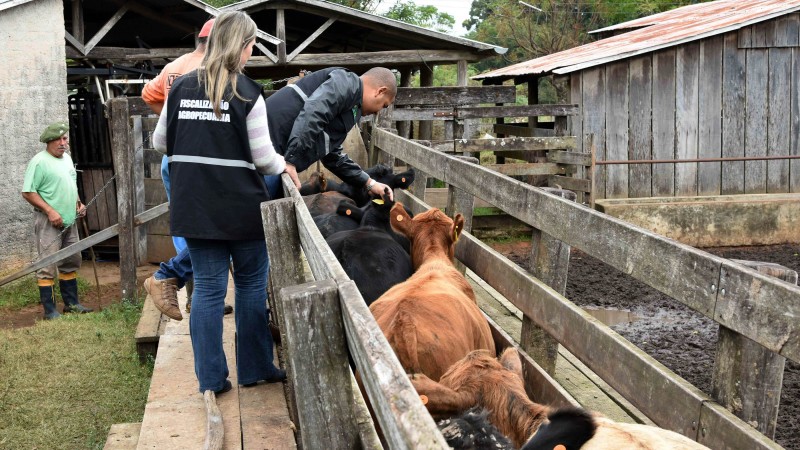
[22,122,93,320]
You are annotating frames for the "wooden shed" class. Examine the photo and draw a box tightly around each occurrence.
[475,0,800,202]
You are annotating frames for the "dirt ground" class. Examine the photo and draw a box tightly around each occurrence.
[493,240,800,449]
[0,261,156,330]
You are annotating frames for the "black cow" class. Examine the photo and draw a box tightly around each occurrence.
[313,199,360,239]
[325,191,413,305]
[301,165,415,212]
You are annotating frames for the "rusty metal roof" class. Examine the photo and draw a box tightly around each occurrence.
[474,0,800,81]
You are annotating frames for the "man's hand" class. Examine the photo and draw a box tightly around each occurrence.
[76,202,87,218]
[284,163,301,189]
[367,180,393,201]
[47,209,64,228]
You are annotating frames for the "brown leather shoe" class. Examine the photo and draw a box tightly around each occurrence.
[144,276,182,321]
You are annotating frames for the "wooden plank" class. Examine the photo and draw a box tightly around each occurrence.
[784,13,800,47]
[84,3,129,54]
[697,402,782,450]
[104,423,141,450]
[698,35,723,196]
[105,169,119,226]
[91,169,110,230]
[135,296,166,360]
[581,67,606,200]
[652,48,677,197]
[391,104,578,121]
[793,47,800,192]
[628,55,653,198]
[767,48,792,193]
[456,136,577,153]
[136,333,242,450]
[418,66,434,141]
[375,130,800,365]
[249,49,484,68]
[547,175,592,193]
[109,98,136,301]
[276,9,286,63]
[83,169,100,231]
[393,85,516,106]
[675,42,700,197]
[569,73,583,152]
[146,235,176,265]
[145,178,167,207]
[738,25,752,48]
[287,17,335,61]
[481,163,565,177]
[745,49,769,194]
[604,60,629,199]
[278,280,360,449]
[132,117,147,265]
[239,365,297,450]
[712,261,795,439]
[722,32,747,194]
[547,150,591,166]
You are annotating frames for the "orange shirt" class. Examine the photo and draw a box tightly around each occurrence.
[142,51,204,108]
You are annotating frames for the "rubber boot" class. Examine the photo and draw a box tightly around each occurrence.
[60,278,93,313]
[39,285,61,320]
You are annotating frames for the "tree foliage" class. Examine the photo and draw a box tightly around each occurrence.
[383,1,455,33]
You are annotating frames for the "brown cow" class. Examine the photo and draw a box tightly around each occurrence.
[369,204,495,381]
[411,348,710,450]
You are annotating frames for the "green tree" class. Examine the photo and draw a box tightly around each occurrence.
[383,1,455,33]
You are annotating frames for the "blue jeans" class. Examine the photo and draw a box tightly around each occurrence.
[162,155,187,253]
[186,237,281,392]
[263,174,283,200]
[154,246,192,288]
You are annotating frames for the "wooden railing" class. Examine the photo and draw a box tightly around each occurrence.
[373,128,793,450]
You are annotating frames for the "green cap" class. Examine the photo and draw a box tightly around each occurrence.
[39,122,69,143]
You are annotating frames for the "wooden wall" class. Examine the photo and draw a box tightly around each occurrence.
[571,14,800,200]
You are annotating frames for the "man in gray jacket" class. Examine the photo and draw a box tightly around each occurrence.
[265,66,397,198]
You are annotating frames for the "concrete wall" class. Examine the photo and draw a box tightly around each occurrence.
[595,194,800,247]
[0,0,68,274]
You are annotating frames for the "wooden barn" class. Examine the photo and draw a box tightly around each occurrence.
[475,0,800,202]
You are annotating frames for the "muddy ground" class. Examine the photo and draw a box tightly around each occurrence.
[493,241,800,449]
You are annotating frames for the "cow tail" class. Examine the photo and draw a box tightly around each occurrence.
[395,312,421,373]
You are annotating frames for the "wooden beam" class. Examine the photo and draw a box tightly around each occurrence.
[287,17,336,62]
[122,1,195,35]
[84,3,130,54]
[391,105,578,121]
[256,29,282,46]
[276,9,286,64]
[65,46,193,60]
[71,0,84,43]
[64,31,86,56]
[455,136,577,153]
[247,49,482,67]
[255,42,278,63]
[394,86,516,106]
[481,163,565,177]
[494,124,535,137]
[109,97,137,301]
[547,149,591,165]
[548,175,592,193]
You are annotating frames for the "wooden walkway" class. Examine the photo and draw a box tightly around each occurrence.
[107,277,296,450]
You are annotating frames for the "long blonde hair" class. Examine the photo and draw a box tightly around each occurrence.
[199,11,257,117]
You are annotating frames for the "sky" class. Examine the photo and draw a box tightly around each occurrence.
[376,0,474,37]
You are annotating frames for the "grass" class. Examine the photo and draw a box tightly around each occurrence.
[0,299,152,449]
[0,275,93,310]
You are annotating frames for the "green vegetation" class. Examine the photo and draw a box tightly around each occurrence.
[0,275,93,310]
[0,300,152,450]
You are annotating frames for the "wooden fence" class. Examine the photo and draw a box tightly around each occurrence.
[371,128,796,449]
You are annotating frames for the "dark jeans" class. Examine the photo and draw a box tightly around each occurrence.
[186,237,281,392]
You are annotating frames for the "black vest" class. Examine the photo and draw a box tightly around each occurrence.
[166,71,269,240]
[265,67,361,172]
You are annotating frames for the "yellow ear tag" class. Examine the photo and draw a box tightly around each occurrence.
[396,215,403,222]
[372,199,385,205]
[453,226,460,243]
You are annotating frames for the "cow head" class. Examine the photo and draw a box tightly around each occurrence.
[365,164,415,191]
[390,203,464,267]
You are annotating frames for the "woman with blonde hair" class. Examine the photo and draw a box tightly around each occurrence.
[152,10,286,394]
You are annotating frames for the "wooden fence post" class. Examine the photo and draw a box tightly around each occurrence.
[519,187,577,378]
[447,155,478,275]
[108,97,137,301]
[711,260,796,438]
[131,116,147,265]
[279,279,360,450]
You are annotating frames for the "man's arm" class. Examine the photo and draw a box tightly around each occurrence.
[22,192,63,228]
[141,67,169,115]
[284,70,361,172]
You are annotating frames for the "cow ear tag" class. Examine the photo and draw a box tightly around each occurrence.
[401,177,406,183]
[372,199,384,205]
[419,394,428,405]
[453,225,460,243]
[345,209,351,216]
[396,214,403,222]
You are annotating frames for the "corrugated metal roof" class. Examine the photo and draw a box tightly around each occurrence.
[474,0,800,81]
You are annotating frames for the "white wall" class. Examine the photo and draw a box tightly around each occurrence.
[0,0,67,274]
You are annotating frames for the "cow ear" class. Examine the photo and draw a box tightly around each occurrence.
[393,169,415,189]
[390,202,413,236]
[452,214,465,243]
